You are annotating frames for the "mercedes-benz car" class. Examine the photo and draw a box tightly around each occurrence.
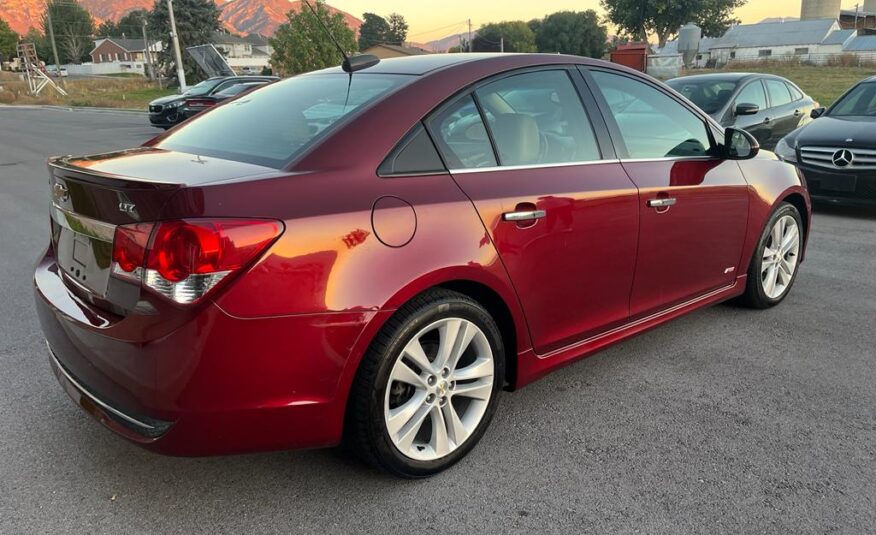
[774,76,876,205]
[35,54,810,477]
[667,73,817,150]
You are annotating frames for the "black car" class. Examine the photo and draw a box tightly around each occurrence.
[775,76,876,205]
[667,73,817,150]
[148,76,278,129]
[178,80,273,120]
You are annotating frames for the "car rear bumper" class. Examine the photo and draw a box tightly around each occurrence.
[34,248,375,456]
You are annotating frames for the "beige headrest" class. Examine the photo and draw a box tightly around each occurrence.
[492,114,540,165]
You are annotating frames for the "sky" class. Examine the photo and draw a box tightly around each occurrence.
[325,1,854,43]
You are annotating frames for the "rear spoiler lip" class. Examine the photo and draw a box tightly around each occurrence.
[48,149,182,190]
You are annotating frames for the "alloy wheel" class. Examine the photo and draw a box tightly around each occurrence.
[383,317,494,462]
[761,214,800,299]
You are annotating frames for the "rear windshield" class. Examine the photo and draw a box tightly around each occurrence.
[183,79,223,96]
[666,78,738,114]
[157,73,412,168]
[829,82,876,117]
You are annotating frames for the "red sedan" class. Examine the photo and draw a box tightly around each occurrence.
[34,54,810,477]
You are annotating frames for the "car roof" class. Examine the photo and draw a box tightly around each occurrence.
[668,72,792,84]
[310,53,602,76]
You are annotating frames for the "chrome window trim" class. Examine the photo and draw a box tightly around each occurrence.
[619,156,717,164]
[449,159,620,174]
[51,203,116,242]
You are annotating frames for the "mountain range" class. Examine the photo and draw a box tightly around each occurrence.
[0,0,362,38]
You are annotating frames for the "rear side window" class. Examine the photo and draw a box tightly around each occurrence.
[378,123,446,176]
[157,73,411,168]
[736,81,767,110]
[765,80,792,107]
[590,70,712,159]
[474,70,601,165]
[787,83,804,101]
[430,95,497,169]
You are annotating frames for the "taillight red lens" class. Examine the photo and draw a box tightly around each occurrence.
[111,218,283,304]
[146,219,283,283]
[186,99,214,108]
[111,223,154,272]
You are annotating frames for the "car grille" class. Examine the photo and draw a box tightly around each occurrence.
[799,146,876,171]
[149,105,162,113]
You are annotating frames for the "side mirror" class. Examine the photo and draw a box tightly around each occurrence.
[724,127,760,160]
[735,103,760,116]
[810,107,826,119]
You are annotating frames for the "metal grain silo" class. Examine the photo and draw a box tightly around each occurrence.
[678,22,702,67]
[800,0,842,20]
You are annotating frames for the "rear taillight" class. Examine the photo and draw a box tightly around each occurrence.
[111,218,283,305]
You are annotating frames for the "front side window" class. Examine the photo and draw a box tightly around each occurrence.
[430,95,497,169]
[158,73,411,168]
[766,79,792,107]
[474,70,601,166]
[736,81,768,110]
[591,70,712,159]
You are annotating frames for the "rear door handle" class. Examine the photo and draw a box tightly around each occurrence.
[503,209,546,222]
[793,109,802,117]
[647,198,677,208]
[763,117,771,124]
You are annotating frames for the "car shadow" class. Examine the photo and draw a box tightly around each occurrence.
[812,201,876,220]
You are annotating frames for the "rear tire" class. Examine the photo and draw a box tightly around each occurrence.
[346,289,505,478]
[739,202,803,309]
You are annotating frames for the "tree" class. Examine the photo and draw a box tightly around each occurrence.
[42,0,94,64]
[269,0,357,75]
[385,13,408,45]
[472,21,536,53]
[117,9,150,38]
[24,28,53,63]
[96,20,119,37]
[149,0,221,84]
[601,0,746,48]
[533,11,607,58]
[0,18,18,64]
[358,12,389,50]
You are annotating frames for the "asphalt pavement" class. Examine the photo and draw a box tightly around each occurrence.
[0,106,874,534]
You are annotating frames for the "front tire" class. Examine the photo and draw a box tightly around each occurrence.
[346,289,505,478]
[739,202,803,308]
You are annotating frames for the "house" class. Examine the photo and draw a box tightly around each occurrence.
[90,38,160,64]
[211,31,271,73]
[656,36,721,67]
[361,44,431,59]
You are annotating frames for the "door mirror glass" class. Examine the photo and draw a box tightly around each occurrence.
[735,102,760,116]
[724,127,759,160]
[810,107,826,119]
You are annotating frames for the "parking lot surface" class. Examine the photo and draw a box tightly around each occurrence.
[1,106,874,534]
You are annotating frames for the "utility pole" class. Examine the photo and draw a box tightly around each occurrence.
[167,0,187,92]
[468,19,473,52]
[500,36,504,53]
[142,20,155,83]
[45,2,65,89]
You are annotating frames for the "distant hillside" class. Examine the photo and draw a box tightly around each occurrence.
[0,0,360,38]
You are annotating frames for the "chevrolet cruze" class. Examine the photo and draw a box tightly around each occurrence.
[35,54,811,477]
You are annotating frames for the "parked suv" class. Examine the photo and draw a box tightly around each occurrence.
[148,75,278,129]
[667,73,817,150]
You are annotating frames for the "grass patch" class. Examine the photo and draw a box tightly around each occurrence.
[683,63,876,106]
[0,74,176,109]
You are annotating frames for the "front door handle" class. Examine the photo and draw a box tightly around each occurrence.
[503,209,546,222]
[647,198,677,208]
[763,117,771,124]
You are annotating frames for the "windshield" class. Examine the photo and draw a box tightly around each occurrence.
[667,79,738,114]
[829,82,876,117]
[217,83,262,97]
[158,73,412,168]
[183,79,223,96]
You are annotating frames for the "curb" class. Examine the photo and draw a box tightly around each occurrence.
[0,104,147,115]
